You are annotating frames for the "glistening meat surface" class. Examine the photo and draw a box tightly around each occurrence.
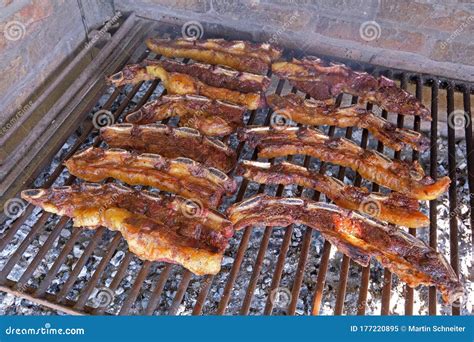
[125,95,245,136]
[272,57,431,119]
[237,160,429,228]
[101,124,237,173]
[146,37,282,74]
[238,126,450,200]
[267,93,430,151]
[227,194,463,303]
[65,147,237,208]
[22,183,234,275]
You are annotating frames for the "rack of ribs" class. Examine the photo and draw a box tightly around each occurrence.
[237,160,428,228]
[267,93,430,151]
[22,183,234,275]
[272,57,431,120]
[227,195,463,303]
[146,37,282,74]
[106,59,266,109]
[100,124,237,173]
[65,147,237,209]
[107,59,271,93]
[125,95,245,136]
[238,126,450,200]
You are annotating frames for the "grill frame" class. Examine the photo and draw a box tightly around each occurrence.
[0,15,473,316]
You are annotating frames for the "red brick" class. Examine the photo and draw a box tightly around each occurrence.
[430,40,474,66]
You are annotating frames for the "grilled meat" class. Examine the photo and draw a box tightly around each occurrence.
[100,124,237,173]
[237,160,428,228]
[107,59,271,93]
[65,147,237,208]
[146,37,282,74]
[267,93,430,151]
[22,183,234,275]
[125,95,245,136]
[227,195,463,303]
[106,59,265,109]
[272,58,431,120]
[238,126,450,200]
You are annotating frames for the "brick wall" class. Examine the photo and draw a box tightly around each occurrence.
[0,0,114,127]
[0,0,472,133]
[114,0,474,81]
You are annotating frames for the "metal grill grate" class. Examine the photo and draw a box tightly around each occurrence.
[0,20,473,316]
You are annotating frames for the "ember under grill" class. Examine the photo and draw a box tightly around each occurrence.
[0,14,473,316]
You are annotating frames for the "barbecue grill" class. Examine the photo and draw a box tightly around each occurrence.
[0,13,472,316]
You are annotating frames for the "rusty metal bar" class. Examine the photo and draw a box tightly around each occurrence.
[119,261,153,315]
[144,265,173,315]
[446,82,460,316]
[428,79,439,315]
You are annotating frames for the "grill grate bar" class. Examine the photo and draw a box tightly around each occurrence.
[55,228,107,303]
[34,228,83,297]
[447,83,460,316]
[0,213,50,282]
[168,270,193,315]
[144,265,173,315]
[428,79,439,315]
[74,233,123,310]
[192,275,213,315]
[119,261,153,315]
[16,216,70,287]
[93,252,133,315]
[239,226,272,314]
[404,75,416,315]
[463,86,474,250]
